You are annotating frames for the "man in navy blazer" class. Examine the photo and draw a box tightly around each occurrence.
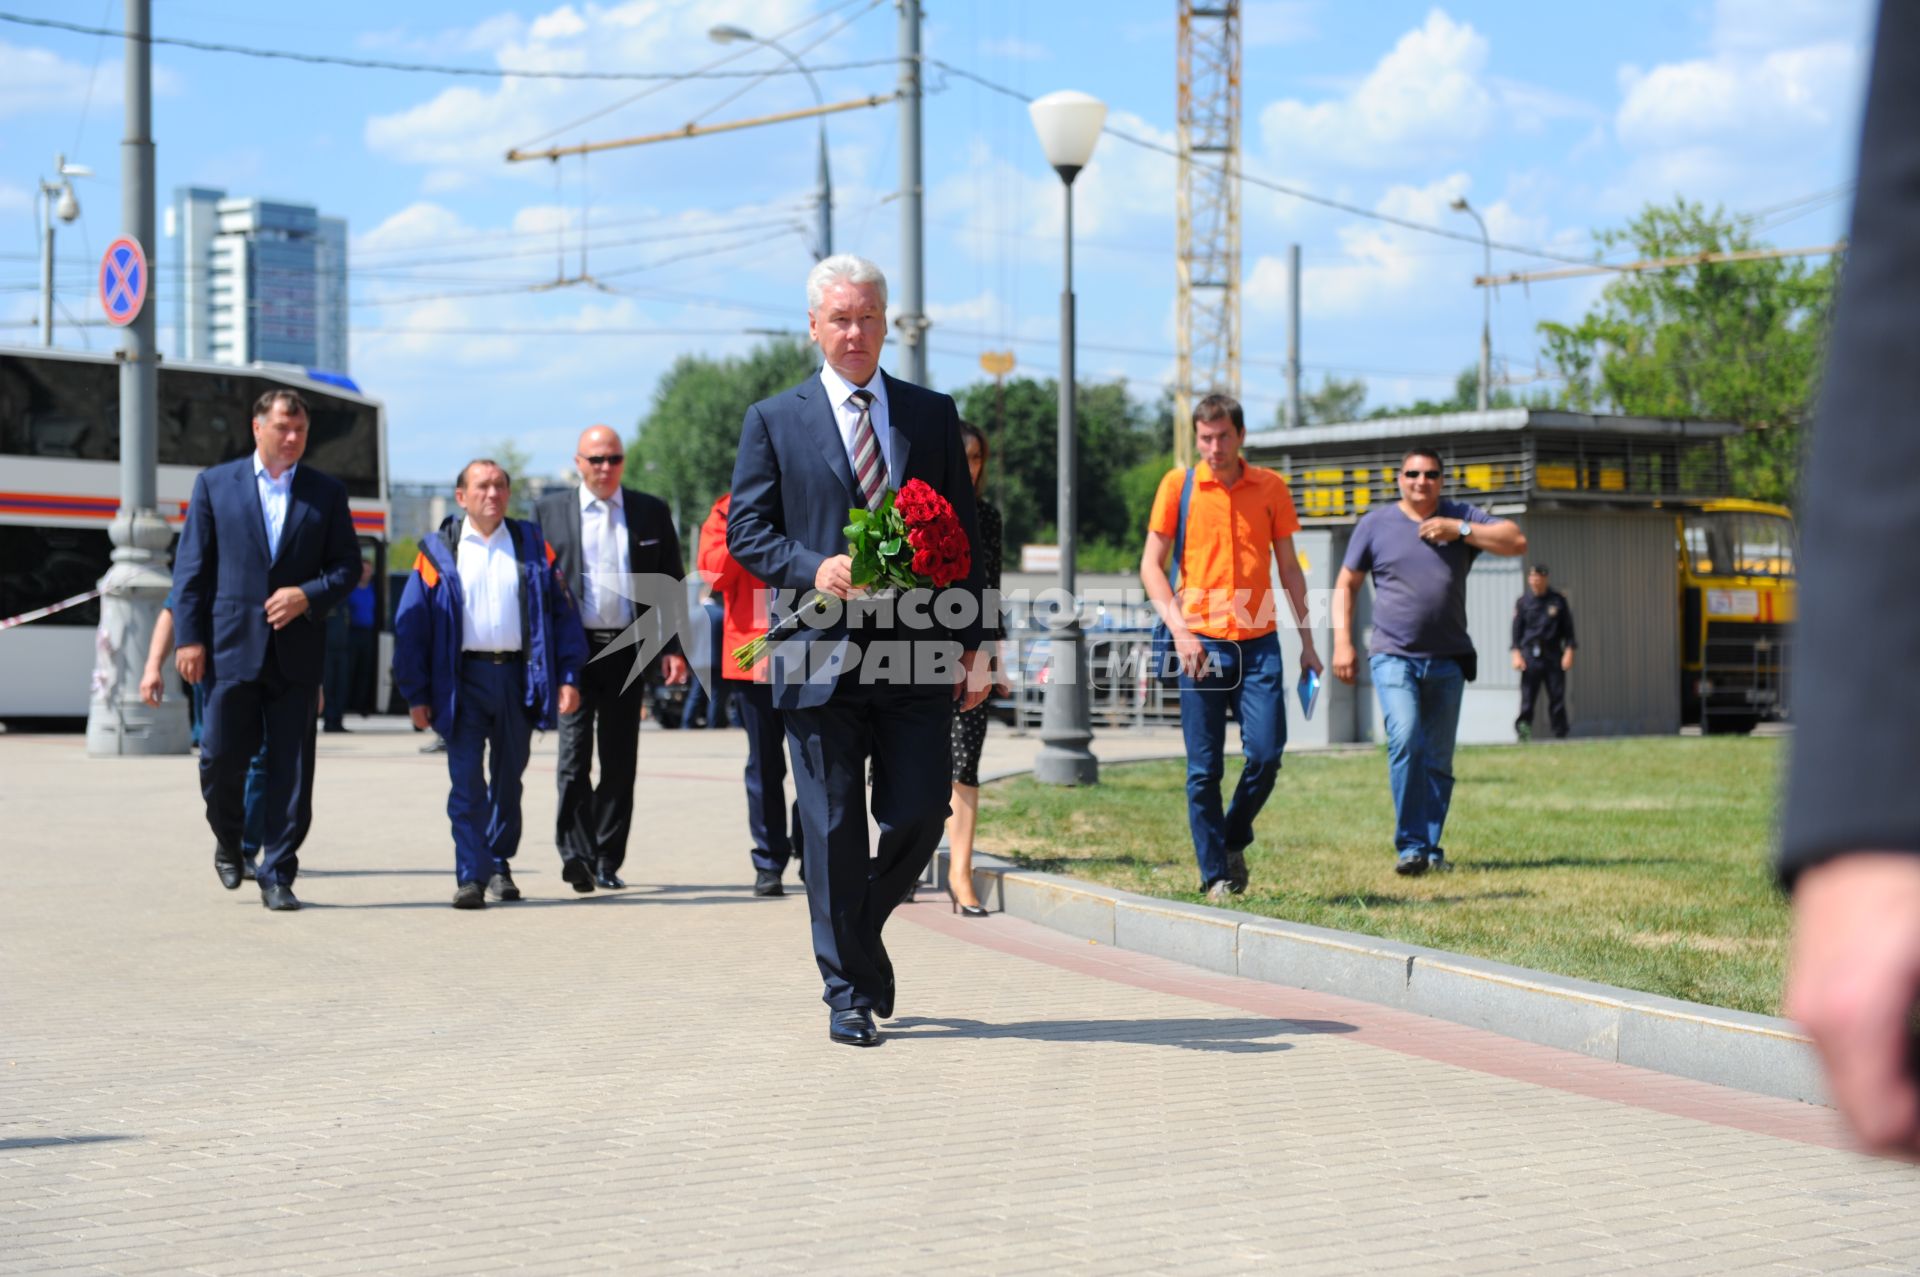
[729,254,993,1046]
[172,388,360,910]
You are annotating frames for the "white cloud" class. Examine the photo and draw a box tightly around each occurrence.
[1258,10,1494,169]
[363,0,819,190]
[0,181,28,215]
[0,41,121,120]
[1244,174,1555,320]
[1616,42,1858,149]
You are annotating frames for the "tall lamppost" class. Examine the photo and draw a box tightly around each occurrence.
[710,23,832,261]
[37,154,91,347]
[1028,89,1106,787]
[1450,195,1491,411]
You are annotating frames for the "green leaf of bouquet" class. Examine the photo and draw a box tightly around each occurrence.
[879,537,902,557]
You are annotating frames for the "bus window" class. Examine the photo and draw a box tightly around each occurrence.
[0,355,117,460]
[0,525,112,626]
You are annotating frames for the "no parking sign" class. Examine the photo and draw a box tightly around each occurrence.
[99,236,148,327]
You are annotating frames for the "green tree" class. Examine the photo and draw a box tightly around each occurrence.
[1299,374,1369,426]
[632,337,821,540]
[952,376,1162,575]
[1537,198,1837,504]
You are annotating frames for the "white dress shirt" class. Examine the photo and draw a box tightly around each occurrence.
[457,519,523,653]
[578,483,634,630]
[819,363,892,487]
[253,452,297,559]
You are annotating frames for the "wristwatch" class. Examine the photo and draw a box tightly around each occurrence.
[1458,520,1472,540]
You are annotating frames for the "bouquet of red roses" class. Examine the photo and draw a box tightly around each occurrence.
[732,478,972,672]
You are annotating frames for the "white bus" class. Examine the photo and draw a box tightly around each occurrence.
[0,345,390,720]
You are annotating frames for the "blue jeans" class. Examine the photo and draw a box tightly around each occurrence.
[1179,632,1285,889]
[1370,654,1466,863]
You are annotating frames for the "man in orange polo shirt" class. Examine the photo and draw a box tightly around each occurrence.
[1141,394,1322,902]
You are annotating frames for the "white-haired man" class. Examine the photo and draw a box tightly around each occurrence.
[728,254,994,1046]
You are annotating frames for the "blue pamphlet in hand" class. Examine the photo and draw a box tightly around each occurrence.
[1297,668,1322,721]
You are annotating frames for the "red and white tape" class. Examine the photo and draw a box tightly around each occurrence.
[0,588,105,631]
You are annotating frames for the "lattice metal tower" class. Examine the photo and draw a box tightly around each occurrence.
[1175,2,1241,465]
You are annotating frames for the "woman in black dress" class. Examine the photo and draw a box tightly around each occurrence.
[948,420,1005,916]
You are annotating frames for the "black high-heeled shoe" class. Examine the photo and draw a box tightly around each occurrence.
[946,883,989,917]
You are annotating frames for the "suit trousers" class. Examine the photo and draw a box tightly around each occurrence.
[1517,663,1569,738]
[446,659,534,886]
[199,655,317,888]
[555,631,644,873]
[733,679,804,872]
[786,685,953,1014]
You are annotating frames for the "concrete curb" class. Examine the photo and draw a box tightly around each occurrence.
[941,760,1826,1108]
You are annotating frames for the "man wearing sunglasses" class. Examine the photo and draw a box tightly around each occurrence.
[1331,445,1527,876]
[535,425,689,894]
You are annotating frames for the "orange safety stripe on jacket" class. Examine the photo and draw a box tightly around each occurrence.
[414,551,440,590]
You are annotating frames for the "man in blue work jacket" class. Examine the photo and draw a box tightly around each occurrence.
[393,459,589,909]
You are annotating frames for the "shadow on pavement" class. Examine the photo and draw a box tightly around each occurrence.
[0,1135,136,1151]
[883,1015,1355,1053]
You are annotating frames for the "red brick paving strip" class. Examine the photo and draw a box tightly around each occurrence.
[904,899,1856,1153]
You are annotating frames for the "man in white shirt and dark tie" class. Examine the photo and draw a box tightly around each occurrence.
[536,426,688,892]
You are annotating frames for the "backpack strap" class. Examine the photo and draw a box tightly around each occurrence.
[1169,468,1195,591]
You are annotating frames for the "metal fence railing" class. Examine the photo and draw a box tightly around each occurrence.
[995,628,1182,732]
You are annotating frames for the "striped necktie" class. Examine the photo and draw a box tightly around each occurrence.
[848,388,887,510]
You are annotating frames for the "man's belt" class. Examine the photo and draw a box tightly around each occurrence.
[463,650,524,664]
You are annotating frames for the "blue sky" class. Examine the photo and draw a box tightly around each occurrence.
[0,0,1876,485]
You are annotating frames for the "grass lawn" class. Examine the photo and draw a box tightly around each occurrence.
[975,737,1790,1016]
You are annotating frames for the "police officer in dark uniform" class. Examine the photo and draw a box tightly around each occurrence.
[1510,563,1575,740]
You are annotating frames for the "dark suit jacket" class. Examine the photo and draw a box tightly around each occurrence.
[1780,0,1920,880]
[171,456,360,685]
[534,485,686,661]
[727,369,987,707]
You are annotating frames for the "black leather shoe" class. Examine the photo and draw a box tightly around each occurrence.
[215,848,244,890]
[452,882,486,910]
[1225,848,1250,894]
[753,869,784,897]
[595,869,626,890]
[260,882,301,911]
[561,858,596,894]
[486,871,521,902]
[242,856,259,883]
[829,1008,878,1046]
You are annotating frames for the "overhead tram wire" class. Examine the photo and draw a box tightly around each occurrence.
[0,10,897,82]
[509,0,881,152]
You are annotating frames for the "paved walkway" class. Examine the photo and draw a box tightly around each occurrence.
[3,717,1918,1275]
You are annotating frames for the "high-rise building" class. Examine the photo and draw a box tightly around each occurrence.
[166,188,349,374]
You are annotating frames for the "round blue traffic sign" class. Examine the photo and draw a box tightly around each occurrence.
[99,237,148,328]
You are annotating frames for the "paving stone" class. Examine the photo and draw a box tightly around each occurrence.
[4,723,1919,1273]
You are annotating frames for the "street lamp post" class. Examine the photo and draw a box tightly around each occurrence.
[710,24,832,261]
[1028,90,1106,787]
[37,154,91,347]
[1450,196,1491,412]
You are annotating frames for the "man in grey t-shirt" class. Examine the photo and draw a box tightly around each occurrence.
[1331,444,1528,875]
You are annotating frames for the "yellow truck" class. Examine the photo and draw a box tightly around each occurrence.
[1677,498,1796,732]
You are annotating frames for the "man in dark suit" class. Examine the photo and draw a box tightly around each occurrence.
[536,426,688,892]
[172,388,360,911]
[729,253,993,1046]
